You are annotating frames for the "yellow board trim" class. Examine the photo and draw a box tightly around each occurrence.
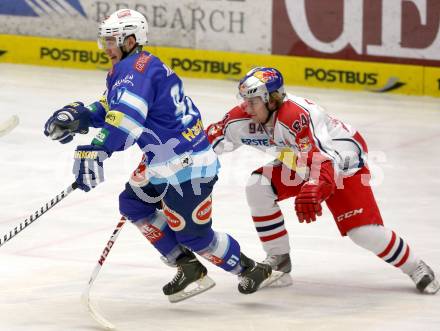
[0,34,438,97]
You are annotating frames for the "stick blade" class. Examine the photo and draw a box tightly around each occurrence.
[81,291,116,330]
[0,115,19,137]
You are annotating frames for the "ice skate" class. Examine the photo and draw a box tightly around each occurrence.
[163,251,215,303]
[261,253,293,287]
[238,253,284,294]
[409,260,439,294]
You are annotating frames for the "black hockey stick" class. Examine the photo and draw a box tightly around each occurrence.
[0,182,78,248]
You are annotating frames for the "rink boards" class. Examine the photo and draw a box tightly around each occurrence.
[0,34,439,97]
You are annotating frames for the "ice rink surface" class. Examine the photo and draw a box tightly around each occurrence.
[1,64,439,331]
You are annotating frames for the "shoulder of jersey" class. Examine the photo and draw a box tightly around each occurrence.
[223,104,251,125]
[276,98,308,128]
[109,51,157,77]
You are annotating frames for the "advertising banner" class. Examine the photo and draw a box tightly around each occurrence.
[272,0,440,67]
[1,34,432,96]
[0,34,110,70]
[424,66,440,97]
[0,0,271,54]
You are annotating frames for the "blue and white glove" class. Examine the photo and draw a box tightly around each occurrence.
[73,145,109,192]
[44,102,91,144]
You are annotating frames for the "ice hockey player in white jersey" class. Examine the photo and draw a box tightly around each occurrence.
[205,66,439,294]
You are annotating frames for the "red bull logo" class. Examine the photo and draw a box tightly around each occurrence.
[253,69,278,83]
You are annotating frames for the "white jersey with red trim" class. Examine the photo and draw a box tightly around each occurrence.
[206,93,367,177]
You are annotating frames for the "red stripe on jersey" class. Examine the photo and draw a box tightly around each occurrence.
[394,245,410,268]
[378,231,396,258]
[252,210,283,222]
[260,229,287,242]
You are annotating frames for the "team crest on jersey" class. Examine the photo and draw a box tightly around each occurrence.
[201,252,224,266]
[134,53,151,73]
[297,137,312,152]
[140,224,164,244]
[163,203,186,231]
[192,196,212,225]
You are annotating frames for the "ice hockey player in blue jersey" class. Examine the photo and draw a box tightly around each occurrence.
[43,9,282,302]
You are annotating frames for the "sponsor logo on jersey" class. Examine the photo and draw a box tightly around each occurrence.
[180,154,193,168]
[99,95,110,112]
[134,53,151,73]
[105,111,124,127]
[40,47,109,64]
[163,203,186,231]
[201,252,224,266]
[336,208,364,222]
[171,58,242,75]
[192,196,212,225]
[140,224,164,244]
[240,138,270,146]
[182,118,204,142]
[112,74,134,89]
[0,0,86,17]
[92,128,109,146]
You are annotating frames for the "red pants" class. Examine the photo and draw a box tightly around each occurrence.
[254,163,383,236]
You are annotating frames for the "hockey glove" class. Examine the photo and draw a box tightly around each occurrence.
[294,181,334,223]
[73,145,109,192]
[295,161,336,223]
[44,102,91,144]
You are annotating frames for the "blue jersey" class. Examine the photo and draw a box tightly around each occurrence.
[87,50,219,185]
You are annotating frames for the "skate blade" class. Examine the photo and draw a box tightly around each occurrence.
[265,273,292,288]
[168,275,216,303]
[258,270,285,290]
[424,279,440,294]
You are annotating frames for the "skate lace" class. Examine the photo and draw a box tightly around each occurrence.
[170,267,184,285]
[239,277,251,290]
[410,261,432,284]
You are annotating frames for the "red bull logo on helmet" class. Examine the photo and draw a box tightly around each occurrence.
[253,69,279,83]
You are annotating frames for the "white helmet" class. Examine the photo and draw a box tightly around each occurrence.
[97,9,148,49]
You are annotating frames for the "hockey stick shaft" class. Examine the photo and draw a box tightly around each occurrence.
[82,216,126,330]
[0,182,78,248]
[85,216,126,287]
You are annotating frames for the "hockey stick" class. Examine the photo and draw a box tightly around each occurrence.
[0,115,19,137]
[81,217,127,330]
[0,182,78,248]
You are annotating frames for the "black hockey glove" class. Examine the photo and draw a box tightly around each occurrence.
[44,102,91,144]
